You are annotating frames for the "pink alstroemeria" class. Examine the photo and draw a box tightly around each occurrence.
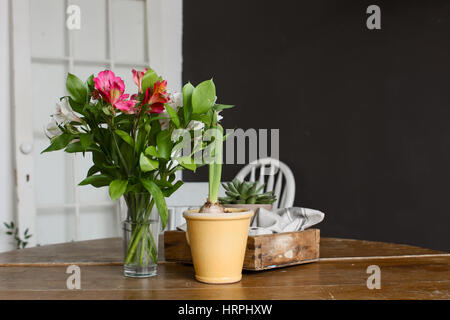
[132,68,148,93]
[93,70,136,113]
[142,80,170,114]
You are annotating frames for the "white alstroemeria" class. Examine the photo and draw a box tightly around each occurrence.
[44,118,63,139]
[217,111,223,122]
[159,110,171,130]
[54,97,81,123]
[186,120,205,131]
[168,92,183,109]
[160,92,183,130]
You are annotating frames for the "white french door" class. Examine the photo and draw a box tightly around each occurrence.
[11,0,182,246]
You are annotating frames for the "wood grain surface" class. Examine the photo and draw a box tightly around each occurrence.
[0,234,448,299]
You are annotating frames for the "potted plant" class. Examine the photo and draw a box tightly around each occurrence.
[219,178,276,213]
[42,68,202,278]
[182,83,253,284]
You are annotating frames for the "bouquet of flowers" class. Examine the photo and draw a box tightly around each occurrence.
[42,68,232,277]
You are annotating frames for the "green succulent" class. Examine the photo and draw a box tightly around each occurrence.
[219,179,276,205]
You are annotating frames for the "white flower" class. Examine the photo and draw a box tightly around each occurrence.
[54,97,81,123]
[168,91,183,109]
[160,92,183,130]
[159,110,171,130]
[217,111,223,122]
[44,118,63,139]
[186,120,205,131]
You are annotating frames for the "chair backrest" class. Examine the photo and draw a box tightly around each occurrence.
[235,158,295,209]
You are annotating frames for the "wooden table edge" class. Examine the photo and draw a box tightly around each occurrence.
[1,253,449,268]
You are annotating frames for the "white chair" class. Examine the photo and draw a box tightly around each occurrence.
[235,158,295,209]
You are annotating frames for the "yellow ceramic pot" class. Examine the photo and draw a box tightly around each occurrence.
[183,208,254,284]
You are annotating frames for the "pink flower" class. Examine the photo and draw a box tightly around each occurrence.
[143,80,170,114]
[132,68,148,93]
[93,70,136,113]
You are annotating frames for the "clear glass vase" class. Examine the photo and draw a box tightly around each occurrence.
[120,193,160,278]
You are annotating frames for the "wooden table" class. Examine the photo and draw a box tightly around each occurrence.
[0,236,448,299]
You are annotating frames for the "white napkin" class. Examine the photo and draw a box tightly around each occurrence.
[248,207,325,236]
[176,207,324,236]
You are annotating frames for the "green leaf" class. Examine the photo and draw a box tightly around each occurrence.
[139,153,159,172]
[192,79,216,114]
[65,141,101,153]
[80,133,93,151]
[85,74,94,91]
[141,68,160,94]
[64,141,84,153]
[176,156,196,172]
[66,73,87,104]
[78,174,112,188]
[208,124,223,203]
[41,133,74,153]
[140,179,168,229]
[156,130,173,160]
[183,82,194,124]
[213,104,234,111]
[115,129,135,147]
[109,179,128,200]
[68,97,84,114]
[163,180,184,197]
[165,105,180,128]
[144,146,159,158]
[102,106,111,116]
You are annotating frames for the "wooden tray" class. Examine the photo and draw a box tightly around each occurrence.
[164,229,320,271]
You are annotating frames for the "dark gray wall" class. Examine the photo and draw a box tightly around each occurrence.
[182,0,450,251]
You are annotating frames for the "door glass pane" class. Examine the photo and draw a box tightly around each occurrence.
[80,206,119,240]
[112,0,147,62]
[72,0,108,60]
[30,0,66,57]
[37,208,76,244]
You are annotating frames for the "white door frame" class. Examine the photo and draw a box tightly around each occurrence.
[11,0,183,245]
[11,0,36,246]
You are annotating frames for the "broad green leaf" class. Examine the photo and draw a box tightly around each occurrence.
[65,141,101,153]
[78,174,111,188]
[140,179,168,229]
[141,68,160,94]
[68,97,84,114]
[192,79,216,114]
[66,73,87,104]
[115,129,134,147]
[80,133,93,150]
[156,130,173,160]
[139,153,159,172]
[87,165,100,177]
[183,82,194,124]
[144,145,159,158]
[41,133,74,153]
[64,141,84,153]
[176,156,196,172]
[109,179,128,200]
[165,105,180,128]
